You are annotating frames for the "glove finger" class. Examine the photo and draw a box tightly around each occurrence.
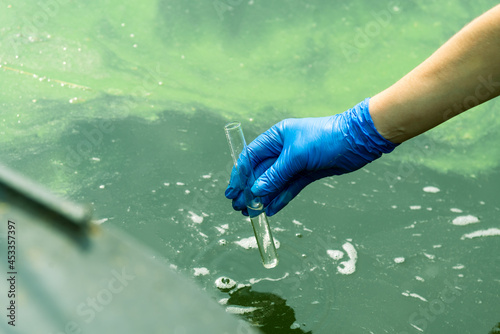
[225,166,242,199]
[265,175,315,216]
[226,153,276,197]
[232,194,246,211]
[251,156,277,184]
[229,157,276,210]
[251,149,302,198]
[246,124,283,169]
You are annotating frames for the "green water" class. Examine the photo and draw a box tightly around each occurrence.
[1,0,499,333]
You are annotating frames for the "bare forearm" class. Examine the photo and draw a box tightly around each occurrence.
[370,4,500,144]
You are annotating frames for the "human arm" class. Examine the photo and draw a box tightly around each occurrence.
[370,4,500,143]
[225,5,500,216]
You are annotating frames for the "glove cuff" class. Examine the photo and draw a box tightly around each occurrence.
[350,97,399,154]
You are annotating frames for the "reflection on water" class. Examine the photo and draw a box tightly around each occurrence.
[224,286,312,334]
[489,322,500,334]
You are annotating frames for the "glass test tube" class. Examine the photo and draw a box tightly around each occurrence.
[225,121,279,269]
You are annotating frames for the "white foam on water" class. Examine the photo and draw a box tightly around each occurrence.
[453,264,465,270]
[236,283,247,290]
[394,257,405,264]
[176,182,185,186]
[450,208,463,213]
[234,236,280,249]
[215,222,228,234]
[92,218,108,225]
[402,291,428,302]
[452,215,480,226]
[193,267,210,276]
[415,276,425,282]
[423,253,435,260]
[410,205,421,210]
[292,219,302,226]
[323,182,335,189]
[423,186,440,193]
[248,272,289,285]
[202,173,212,179]
[234,236,257,249]
[225,306,260,315]
[410,323,424,332]
[187,211,204,224]
[215,226,226,234]
[327,250,344,261]
[337,242,357,275]
[461,228,500,240]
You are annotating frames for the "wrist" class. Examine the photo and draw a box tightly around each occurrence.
[347,98,399,154]
[367,94,407,144]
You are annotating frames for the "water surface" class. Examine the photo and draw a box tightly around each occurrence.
[1,1,499,333]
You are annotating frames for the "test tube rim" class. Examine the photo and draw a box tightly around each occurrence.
[224,121,242,132]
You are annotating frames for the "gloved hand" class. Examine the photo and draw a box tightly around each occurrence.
[225,98,398,216]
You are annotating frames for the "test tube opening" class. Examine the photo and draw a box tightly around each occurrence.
[224,121,242,131]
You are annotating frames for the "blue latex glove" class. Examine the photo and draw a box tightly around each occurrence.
[225,98,398,216]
